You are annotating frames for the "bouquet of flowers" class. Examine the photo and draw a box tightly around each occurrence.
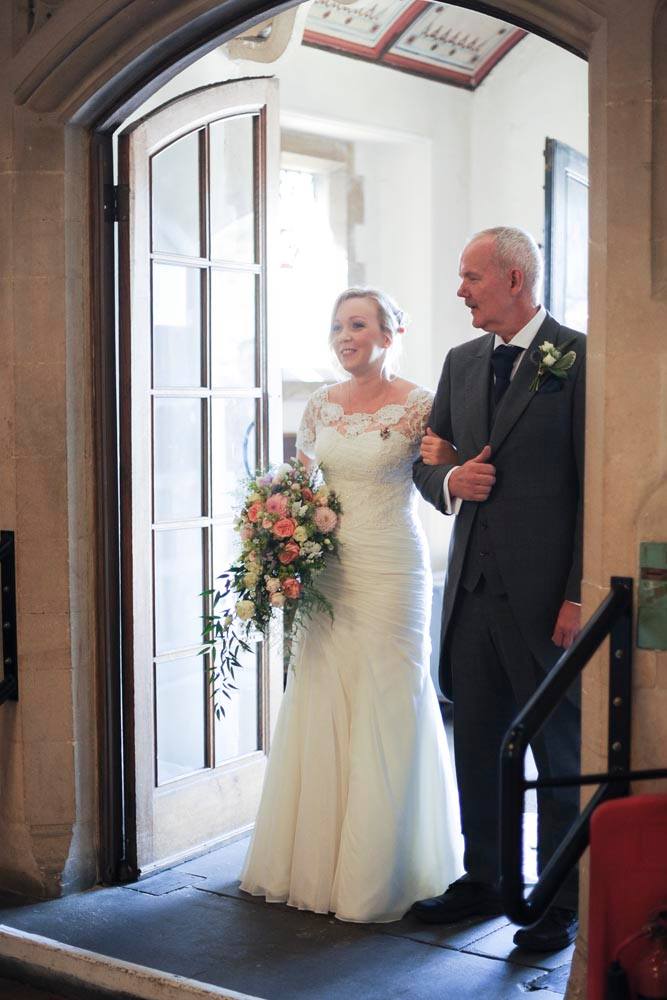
[203,460,342,717]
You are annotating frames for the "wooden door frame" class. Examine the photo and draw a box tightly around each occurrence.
[117,78,280,875]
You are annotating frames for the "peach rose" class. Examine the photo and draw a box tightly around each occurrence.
[240,525,254,541]
[266,493,289,516]
[262,517,273,530]
[273,517,297,539]
[278,541,300,565]
[246,501,264,523]
[314,506,338,533]
[270,592,286,608]
[282,578,301,600]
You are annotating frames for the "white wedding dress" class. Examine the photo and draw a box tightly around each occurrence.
[240,385,463,922]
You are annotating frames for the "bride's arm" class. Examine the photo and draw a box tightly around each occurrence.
[296,449,313,471]
[412,357,459,514]
[420,430,458,466]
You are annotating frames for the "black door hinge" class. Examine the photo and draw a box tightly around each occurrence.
[104,183,129,223]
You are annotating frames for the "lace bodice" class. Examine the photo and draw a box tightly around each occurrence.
[296,385,434,532]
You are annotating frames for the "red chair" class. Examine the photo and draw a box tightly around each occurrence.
[587,794,667,999]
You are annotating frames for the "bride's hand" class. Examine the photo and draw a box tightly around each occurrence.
[420,428,459,466]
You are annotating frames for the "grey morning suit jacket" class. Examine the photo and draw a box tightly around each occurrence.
[413,312,586,700]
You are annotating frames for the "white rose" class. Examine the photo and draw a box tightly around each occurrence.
[294,526,308,543]
[542,354,556,368]
[265,577,281,594]
[272,463,292,484]
[541,341,554,352]
[236,599,255,621]
[243,573,259,589]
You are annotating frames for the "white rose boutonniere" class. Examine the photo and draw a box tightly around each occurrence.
[529,339,577,392]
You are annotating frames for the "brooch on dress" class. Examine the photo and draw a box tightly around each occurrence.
[379,426,390,440]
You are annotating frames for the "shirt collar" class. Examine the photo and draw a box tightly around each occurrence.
[493,305,547,351]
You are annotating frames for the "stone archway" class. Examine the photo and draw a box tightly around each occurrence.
[4,3,667,999]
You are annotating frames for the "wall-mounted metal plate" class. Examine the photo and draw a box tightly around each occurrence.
[638,541,667,650]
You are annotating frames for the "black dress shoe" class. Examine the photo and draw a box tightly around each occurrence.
[512,907,578,952]
[412,878,504,924]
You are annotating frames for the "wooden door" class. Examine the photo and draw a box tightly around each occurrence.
[118,79,282,873]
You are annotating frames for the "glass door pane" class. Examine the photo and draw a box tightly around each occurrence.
[119,78,281,869]
[210,117,256,263]
[154,527,204,656]
[152,263,202,388]
[211,397,258,517]
[152,131,202,257]
[156,654,206,783]
[211,269,258,388]
[153,397,203,522]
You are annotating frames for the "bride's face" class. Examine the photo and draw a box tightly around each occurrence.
[331,298,389,376]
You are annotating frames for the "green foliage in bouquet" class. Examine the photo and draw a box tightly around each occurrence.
[201,459,342,718]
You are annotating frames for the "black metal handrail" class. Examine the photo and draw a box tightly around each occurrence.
[500,576,667,926]
[0,531,18,704]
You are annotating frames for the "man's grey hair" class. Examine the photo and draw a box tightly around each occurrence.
[469,226,544,302]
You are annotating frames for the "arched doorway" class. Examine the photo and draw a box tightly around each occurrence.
[72,0,596,888]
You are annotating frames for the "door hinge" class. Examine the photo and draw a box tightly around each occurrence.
[104,183,129,223]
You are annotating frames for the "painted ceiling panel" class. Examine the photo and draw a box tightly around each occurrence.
[303,0,527,89]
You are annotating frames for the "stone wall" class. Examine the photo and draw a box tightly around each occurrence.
[0,3,97,897]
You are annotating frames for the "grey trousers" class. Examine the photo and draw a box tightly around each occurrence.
[449,583,580,910]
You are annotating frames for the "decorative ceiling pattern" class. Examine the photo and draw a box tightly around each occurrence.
[303,1,527,89]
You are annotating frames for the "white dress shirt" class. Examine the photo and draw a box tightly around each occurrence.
[442,306,547,514]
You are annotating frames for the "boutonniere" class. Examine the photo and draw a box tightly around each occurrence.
[529,339,577,392]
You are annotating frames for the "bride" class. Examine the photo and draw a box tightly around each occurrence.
[240,287,462,922]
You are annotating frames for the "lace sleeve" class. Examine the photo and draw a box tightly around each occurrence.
[402,388,434,443]
[296,389,325,459]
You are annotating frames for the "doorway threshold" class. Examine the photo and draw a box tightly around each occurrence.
[0,837,571,1000]
[0,925,260,1000]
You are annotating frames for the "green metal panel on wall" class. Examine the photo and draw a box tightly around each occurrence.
[638,542,667,650]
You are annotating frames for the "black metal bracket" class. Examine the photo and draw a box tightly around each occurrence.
[0,531,18,704]
[501,577,667,927]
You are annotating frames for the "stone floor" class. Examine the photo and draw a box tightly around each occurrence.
[0,835,572,1000]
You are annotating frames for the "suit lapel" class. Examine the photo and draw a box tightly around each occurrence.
[489,313,562,455]
[465,334,494,454]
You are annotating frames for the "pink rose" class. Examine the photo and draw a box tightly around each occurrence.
[273,517,297,539]
[282,578,301,599]
[278,541,300,565]
[314,506,338,533]
[247,501,264,523]
[301,487,314,502]
[266,493,289,516]
[240,525,254,541]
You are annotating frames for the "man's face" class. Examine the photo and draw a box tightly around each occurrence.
[457,236,514,333]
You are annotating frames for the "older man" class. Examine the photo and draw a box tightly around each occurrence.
[412,227,584,952]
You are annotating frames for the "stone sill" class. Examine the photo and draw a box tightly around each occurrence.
[0,927,261,1000]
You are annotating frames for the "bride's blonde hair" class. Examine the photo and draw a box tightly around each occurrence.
[329,287,406,378]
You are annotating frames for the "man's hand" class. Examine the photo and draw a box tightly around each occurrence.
[448,445,496,502]
[420,428,459,467]
[552,600,582,649]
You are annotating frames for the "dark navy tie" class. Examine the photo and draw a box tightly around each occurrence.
[490,345,523,408]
